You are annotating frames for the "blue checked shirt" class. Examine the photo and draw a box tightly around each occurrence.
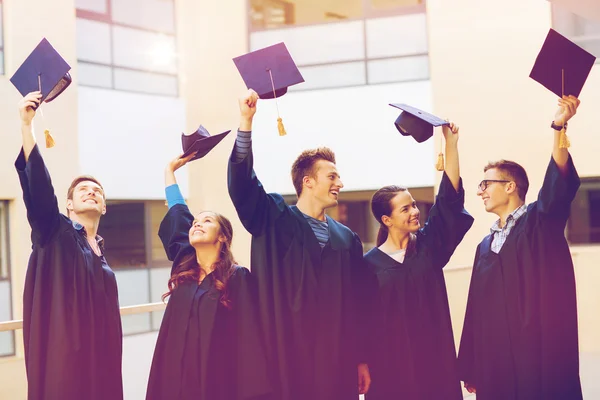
[490,204,528,254]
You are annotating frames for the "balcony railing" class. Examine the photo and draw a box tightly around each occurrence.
[0,302,167,333]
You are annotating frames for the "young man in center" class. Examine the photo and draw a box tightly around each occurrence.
[228,89,373,400]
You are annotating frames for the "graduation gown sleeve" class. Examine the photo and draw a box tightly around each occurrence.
[227,145,287,236]
[158,203,194,263]
[419,172,474,267]
[15,145,61,246]
[537,154,580,225]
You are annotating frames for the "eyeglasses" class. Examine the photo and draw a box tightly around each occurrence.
[478,180,510,191]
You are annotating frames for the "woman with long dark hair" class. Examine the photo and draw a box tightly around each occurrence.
[146,153,271,400]
[365,122,474,400]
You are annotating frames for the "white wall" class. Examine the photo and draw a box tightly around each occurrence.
[251,81,436,195]
[78,87,189,200]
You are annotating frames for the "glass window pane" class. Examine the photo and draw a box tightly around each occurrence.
[111,0,175,34]
[112,25,177,74]
[366,14,428,59]
[0,281,14,356]
[0,201,8,279]
[250,20,365,65]
[78,62,113,88]
[76,0,108,14]
[250,0,363,30]
[114,68,178,96]
[99,202,147,269]
[367,55,429,83]
[294,62,366,90]
[149,201,169,262]
[0,2,4,47]
[77,18,112,64]
[114,269,152,335]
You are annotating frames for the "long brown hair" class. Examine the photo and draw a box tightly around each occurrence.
[162,213,236,309]
[371,185,417,254]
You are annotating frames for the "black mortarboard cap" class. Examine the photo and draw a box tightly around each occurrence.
[233,42,304,99]
[181,125,231,161]
[529,28,596,98]
[10,38,72,107]
[389,103,449,143]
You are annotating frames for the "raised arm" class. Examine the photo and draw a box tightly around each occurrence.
[158,153,197,261]
[227,90,286,236]
[15,92,61,246]
[538,96,581,222]
[441,121,460,192]
[421,122,474,266]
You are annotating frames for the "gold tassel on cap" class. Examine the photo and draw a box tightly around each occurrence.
[277,117,287,136]
[435,152,444,171]
[44,129,55,148]
[558,68,570,149]
[559,127,570,149]
[268,69,287,136]
[38,75,55,148]
[435,127,444,171]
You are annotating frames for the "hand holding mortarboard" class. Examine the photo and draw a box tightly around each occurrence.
[19,91,42,126]
[233,43,304,136]
[239,89,259,132]
[530,28,595,148]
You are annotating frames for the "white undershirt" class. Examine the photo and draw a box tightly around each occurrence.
[382,248,406,263]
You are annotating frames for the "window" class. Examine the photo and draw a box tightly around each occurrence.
[0,201,14,357]
[568,178,600,244]
[553,6,600,63]
[76,0,178,96]
[0,0,4,75]
[98,200,171,335]
[248,0,428,90]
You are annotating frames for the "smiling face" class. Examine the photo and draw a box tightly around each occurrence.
[66,180,106,217]
[188,211,225,247]
[477,168,512,214]
[298,159,344,210]
[383,191,421,234]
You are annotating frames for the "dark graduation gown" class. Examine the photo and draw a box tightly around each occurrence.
[15,145,123,400]
[458,156,582,400]
[228,149,373,400]
[146,203,272,400]
[364,173,473,400]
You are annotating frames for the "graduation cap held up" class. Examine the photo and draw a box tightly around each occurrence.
[529,28,596,148]
[233,42,304,136]
[390,103,450,171]
[181,125,231,162]
[10,38,72,148]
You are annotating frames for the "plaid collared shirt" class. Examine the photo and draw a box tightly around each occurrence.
[490,204,528,254]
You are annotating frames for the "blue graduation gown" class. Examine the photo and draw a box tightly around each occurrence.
[458,156,583,400]
[364,173,473,400]
[146,204,272,400]
[15,145,123,400]
[228,149,373,400]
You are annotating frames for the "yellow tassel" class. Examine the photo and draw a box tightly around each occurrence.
[44,129,55,148]
[435,152,444,171]
[559,128,570,149]
[277,117,287,136]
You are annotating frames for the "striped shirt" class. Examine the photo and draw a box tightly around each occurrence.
[490,204,528,253]
[232,130,252,163]
[302,213,330,248]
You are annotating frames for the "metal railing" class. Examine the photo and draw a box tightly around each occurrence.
[0,302,167,333]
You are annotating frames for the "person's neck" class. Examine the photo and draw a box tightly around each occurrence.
[380,229,411,253]
[495,200,525,228]
[70,213,101,240]
[195,244,220,276]
[296,196,327,221]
